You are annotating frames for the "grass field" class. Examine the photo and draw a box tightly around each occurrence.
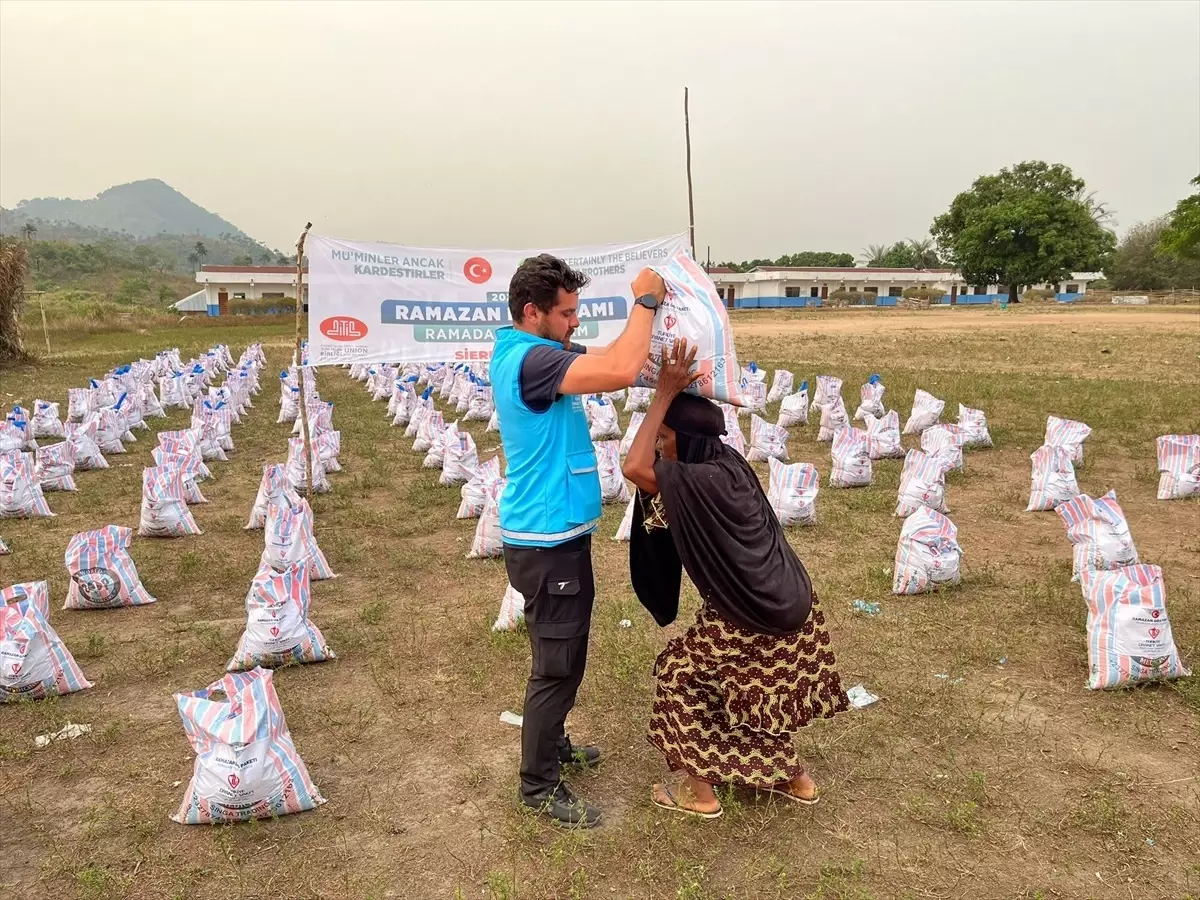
[1,306,1198,900]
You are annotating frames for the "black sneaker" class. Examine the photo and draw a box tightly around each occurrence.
[557,734,601,770]
[519,784,603,829]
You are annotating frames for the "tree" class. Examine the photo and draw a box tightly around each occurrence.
[1158,175,1200,261]
[1072,187,1117,229]
[259,251,274,264]
[1107,217,1200,290]
[931,161,1116,302]
[276,253,291,265]
[907,237,941,268]
[861,244,890,266]
[231,254,254,266]
[0,239,31,364]
[21,222,38,242]
[880,242,916,268]
[193,241,208,265]
[187,251,200,271]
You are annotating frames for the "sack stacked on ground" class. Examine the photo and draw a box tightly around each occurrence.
[896,449,952,517]
[603,388,627,404]
[719,404,746,456]
[314,430,342,473]
[405,392,435,439]
[227,562,335,671]
[737,378,767,418]
[465,382,494,422]
[67,388,90,422]
[903,389,944,435]
[86,408,128,455]
[595,441,630,504]
[747,415,789,463]
[1,581,92,702]
[768,458,818,526]
[1155,434,1200,500]
[1081,564,1190,690]
[140,383,167,419]
[854,376,886,421]
[423,420,457,469]
[587,397,621,440]
[767,369,795,404]
[864,410,904,459]
[5,406,38,451]
[957,405,993,449]
[139,467,203,538]
[64,421,108,470]
[1027,445,1080,511]
[624,387,652,412]
[921,424,965,474]
[172,666,326,824]
[0,536,9,555]
[263,500,335,580]
[1,451,53,518]
[247,464,299,529]
[468,483,504,558]
[830,427,872,488]
[413,409,445,454]
[813,375,842,412]
[1056,490,1139,581]
[440,429,479,486]
[35,441,77,492]
[741,362,767,385]
[1045,415,1091,464]
[893,507,962,595]
[778,382,810,427]
[613,493,636,541]
[0,421,26,455]
[64,526,156,608]
[817,397,850,443]
[458,457,503,519]
[286,436,331,494]
[493,583,526,631]
[31,401,65,440]
[642,251,742,404]
[620,412,645,456]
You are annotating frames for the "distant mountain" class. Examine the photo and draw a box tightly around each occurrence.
[0,178,249,240]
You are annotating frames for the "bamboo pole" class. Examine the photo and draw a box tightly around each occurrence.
[684,86,696,259]
[294,223,314,497]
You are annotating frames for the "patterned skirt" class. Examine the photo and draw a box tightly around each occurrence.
[647,595,849,787]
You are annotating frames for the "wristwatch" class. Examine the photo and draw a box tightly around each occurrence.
[634,293,660,311]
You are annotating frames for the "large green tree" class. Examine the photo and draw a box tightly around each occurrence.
[931,161,1115,300]
[862,238,941,268]
[1158,175,1200,261]
[1107,216,1200,290]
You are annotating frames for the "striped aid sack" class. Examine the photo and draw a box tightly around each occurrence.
[2,581,92,702]
[440,429,479,486]
[5,406,38,451]
[493,583,526,631]
[262,499,335,580]
[741,362,767,384]
[613,493,636,541]
[624,387,653,412]
[768,457,819,526]
[1027,445,1080,511]
[172,667,326,824]
[67,387,90,422]
[903,389,945,435]
[423,420,457,469]
[737,378,767,417]
[0,535,9,555]
[864,410,904,460]
[854,376,886,421]
[587,397,621,440]
[64,421,109,471]
[921,424,966,474]
[64,526,156,609]
[227,562,335,671]
[718,403,746,457]
[458,457,502,519]
[778,382,810,427]
[1045,415,1091,464]
[895,449,952,517]
[1056,490,1139,582]
[32,400,65,439]
[1155,434,1200,500]
[152,450,208,506]
[0,451,54,518]
[813,375,843,411]
[767,369,795,404]
[1081,564,1190,690]
[642,251,743,404]
[36,439,78,492]
[157,431,211,480]
[830,426,873,488]
[747,414,790,463]
[139,466,203,538]
[595,440,631,504]
[86,408,128,455]
[468,483,504,559]
[817,396,850,443]
[957,404,993,448]
[619,412,646,456]
[893,507,962,595]
[286,435,331,494]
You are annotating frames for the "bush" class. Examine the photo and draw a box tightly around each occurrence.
[1022,288,1057,301]
[828,288,865,306]
[903,286,945,301]
[226,297,296,316]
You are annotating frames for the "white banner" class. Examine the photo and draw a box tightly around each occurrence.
[305,232,688,366]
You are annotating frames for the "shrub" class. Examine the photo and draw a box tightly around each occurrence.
[1022,288,1058,302]
[903,286,946,301]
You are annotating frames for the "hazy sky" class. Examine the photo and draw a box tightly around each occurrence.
[2,1,1197,259]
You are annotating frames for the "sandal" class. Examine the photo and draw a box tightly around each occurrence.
[651,783,723,819]
[759,784,819,806]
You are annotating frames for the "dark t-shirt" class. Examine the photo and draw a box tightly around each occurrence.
[520,342,586,412]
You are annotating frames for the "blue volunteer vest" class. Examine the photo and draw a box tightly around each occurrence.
[491,326,601,547]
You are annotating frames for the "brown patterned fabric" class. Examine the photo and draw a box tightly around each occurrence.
[648,597,849,787]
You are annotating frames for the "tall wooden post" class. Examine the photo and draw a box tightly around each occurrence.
[684,87,696,259]
[294,223,314,497]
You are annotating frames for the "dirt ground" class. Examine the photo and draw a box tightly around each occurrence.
[1,307,1198,900]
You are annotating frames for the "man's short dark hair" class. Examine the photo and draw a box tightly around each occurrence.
[508,254,590,322]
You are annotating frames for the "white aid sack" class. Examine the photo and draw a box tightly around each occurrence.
[767,369,795,404]
[603,388,627,403]
[139,466,203,538]
[741,362,767,384]
[595,440,631,504]
[1045,415,1092,465]
[864,410,904,460]
[172,667,326,824]
[813,375,842,411]
[895,449,952,517]
[747,414,789,463]
[1027,445,1080,511]
[903,389,944,435]
[64,421,109,470]
[620,412,646,456]
[830,427,872,488]
[440,429,479,486]
[893,507,962,595]
[139,383,167,419]
[286,436,331,494]
[155,433,211,481]
[262,499,335,580]
[957,405,993,449]
[465,383,494,422]
[1156,434,1200,500]
[412,410,445,454]
[0,451,53,518]
[314,430,341,473]
[247,464,299,529]
[0,536,9,555]
[227,562,335,671]
[587,397,621,440]
[817,396,849,443]
[719,403,746,456]
[1,581,92,702]
[854,376,886,421]
[1056,490,1139,582]
[768,457,818,526]
[458,457,502,519]
[921,424,965,474]
[641,252,743,404]
[67,388,90,422]
[64,525,156,609]
[1081,564,1190,690]
[0,421,26,454]
[486,408,501,433]
[87,409,127,455]
[277,385,300,424]
[35,441,78,492]
[493,583,526,632]
[737,378,767,417]
[777,383,810,428]
[613,493,636,541]
[405,393,434,438]
[468,485,504,559]
[31,401,65,439]
[160,373,190,410]
[624,387,653,412]
[423,420,456,469]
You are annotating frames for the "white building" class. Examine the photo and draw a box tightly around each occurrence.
[189,265,307,315]
[707,266,1100,308]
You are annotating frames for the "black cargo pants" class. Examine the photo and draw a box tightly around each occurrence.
[502,534,595,799]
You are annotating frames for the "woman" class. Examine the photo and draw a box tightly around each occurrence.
[623,338,849,819]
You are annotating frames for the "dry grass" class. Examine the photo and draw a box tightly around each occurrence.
[1,308,1198,900]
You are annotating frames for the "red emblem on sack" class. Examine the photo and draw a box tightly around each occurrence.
[1150,609,1161,619]
[664,314,677,331]
[228,774,241,789]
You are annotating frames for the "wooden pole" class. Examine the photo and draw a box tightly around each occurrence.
[36,293,51,355]
[294,223,315,497]
[684,86,696,259]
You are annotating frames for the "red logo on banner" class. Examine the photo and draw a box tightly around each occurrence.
[464,257,492,284]
[319,316,367,341]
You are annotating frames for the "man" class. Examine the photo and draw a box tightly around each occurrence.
[490,253,666,828]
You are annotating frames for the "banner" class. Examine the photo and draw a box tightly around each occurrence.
[305,232,688,366]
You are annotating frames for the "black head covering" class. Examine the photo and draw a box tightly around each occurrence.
[630,393,813,636]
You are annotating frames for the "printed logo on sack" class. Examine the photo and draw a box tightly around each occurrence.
[319,316,368,341]
[464,257,492,285]
[1151,609,1161,619]
[664,314,677,331]
[228,774,241,789]
[1148,626,1162,640]
[10,663,20,676]
[270,626,280,638]
[74,568,119,604]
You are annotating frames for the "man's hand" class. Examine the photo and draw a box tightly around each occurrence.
[631,268,666,304]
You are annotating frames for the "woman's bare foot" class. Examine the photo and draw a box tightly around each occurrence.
[651,774,722,817]
[765,768,818,804]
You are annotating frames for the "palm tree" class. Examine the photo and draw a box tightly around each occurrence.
[907,237,941,269]
[861,243,890,266]
[1073,188,1116,228]
[259,251,273,265]
[193,241,208,265]
[21,222,38,242]
[187,251,200,271]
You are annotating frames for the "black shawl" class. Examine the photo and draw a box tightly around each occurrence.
[629,393,813,636]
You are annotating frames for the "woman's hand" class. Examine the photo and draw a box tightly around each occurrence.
[656,338,700,399]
